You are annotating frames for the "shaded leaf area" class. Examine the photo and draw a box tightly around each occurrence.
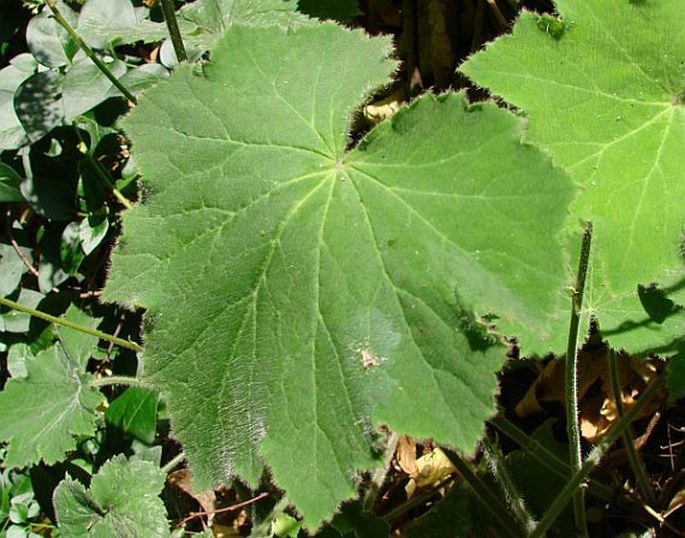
[0,306,103,467]
[460,0,685,354]
[297,0,363,22]
[54,454,168,537]
[105,22,573,526]
[105,386,159,445]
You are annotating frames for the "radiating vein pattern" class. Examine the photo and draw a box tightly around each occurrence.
[460,0,685,351]
[105,23,573,528]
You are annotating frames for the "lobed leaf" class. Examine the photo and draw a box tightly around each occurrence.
[105,23,573,526]
[461,0,685,352]
[53,455,168,537]
[0,306,103,467]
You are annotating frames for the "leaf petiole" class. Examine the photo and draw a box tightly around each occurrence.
[44,0,138,105]
[160,0,187,63]
[531,372,667,537]
[565,221,593,537]
[0,296,142,352]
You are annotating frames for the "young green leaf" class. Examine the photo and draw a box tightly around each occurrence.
[53,455,168,537]
[461,0,685,352]
[105,23,573,527]
[0,344,103,467]
[0,306,103,467]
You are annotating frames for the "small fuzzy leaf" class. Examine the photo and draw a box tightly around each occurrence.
[107,64,170,98]
[174,0,314,53]
[54,455,168,537]
[55,305,102,368]
[0,339,103,467]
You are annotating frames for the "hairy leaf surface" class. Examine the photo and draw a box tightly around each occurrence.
[461,0,685,352]
[0,307,103,466]
[105,24,573,526]
[54,455,168,537]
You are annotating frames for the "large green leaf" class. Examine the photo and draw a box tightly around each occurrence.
[0,306,103,467]
[53,455,168,537]
[460,0,685,352]
[105,23,573,526]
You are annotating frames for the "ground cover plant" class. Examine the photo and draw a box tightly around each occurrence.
[0,0,684,536]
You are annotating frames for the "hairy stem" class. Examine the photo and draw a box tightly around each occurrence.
[0,296,143,352]
[607,349,657,507]
[160,0,188,63]
[249,497,290,538]
[161,452,187,475]
[566,221,593,536]
[83,154,134,210]
[531,372,667,537]
[490,416,617,504]
[75,126,134,209]
[89,375,152,388]
[44,0,137,104]
[482,436,537,534]
[448,451,521,537]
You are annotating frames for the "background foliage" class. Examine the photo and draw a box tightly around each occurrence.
[1,0,683,536]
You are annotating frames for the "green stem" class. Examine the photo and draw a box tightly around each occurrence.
[0,296,143,352]
[448,451,521,538]
[249,497,289,538]
[75,125,134,209]
[90,375,152,388]
[490,416,617,504]
[482,437,537,534]
[607,350,657,507]
[161,452,187,475]
[565,221,593,536]
[160,0,188,63]
[83,153,134,209]
[44,0,138,104]
[530,372,666,538]
[381,477,457,522]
